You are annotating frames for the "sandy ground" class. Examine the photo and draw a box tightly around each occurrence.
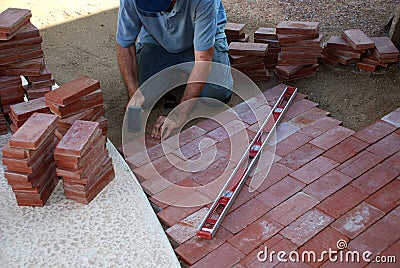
[1,0,399,148]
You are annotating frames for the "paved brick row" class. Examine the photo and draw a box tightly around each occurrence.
[129,84,400,267]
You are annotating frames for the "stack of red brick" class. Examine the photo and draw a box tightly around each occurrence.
[54,120,115,204]
[0,109,7,134]
[0,7,55,104]
[358,37,400,72]
[229,42,270,82]
[225,22,248,43]
[254,27,280,69]
[44,76,107,136]
[9,96,50,132]
[275,21,322,81]
[322,29,399,72]
[1,113,59,206]
[0,72,24,115]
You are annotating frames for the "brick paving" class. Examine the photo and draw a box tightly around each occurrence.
[128,84,400,267]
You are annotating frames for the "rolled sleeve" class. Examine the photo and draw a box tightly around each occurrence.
[116,0,142,48]
[193,0,217,51]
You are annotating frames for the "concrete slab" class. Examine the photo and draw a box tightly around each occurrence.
[0,133,180,267]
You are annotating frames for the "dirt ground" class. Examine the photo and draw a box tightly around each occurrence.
[1,0,399,148]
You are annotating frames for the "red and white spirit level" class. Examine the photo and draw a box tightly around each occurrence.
[196,86,298,240]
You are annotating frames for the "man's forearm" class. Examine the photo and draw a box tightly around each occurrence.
[116,44,139,98]
[177,48,213,120]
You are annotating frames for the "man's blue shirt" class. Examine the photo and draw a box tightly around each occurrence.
[116,0,227,52]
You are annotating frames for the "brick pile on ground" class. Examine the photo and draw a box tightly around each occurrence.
[0,75,23,115]
[275,21,322,82]
[254,27,280,69]
[9,97,50,132]
[229,42,270,82]
[44,76,107,136]
[322,29,372,66]
[0,110,7,134]
[1,113,59,206]
[358,37,400,72]
[0,8,55,101]
[128,83,400,267]
[54,120,115,204]
[322,29,400,72]
[225,22,248,43]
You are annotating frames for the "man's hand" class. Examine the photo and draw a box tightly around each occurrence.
[151,115,182,140]
[127,89,145,108]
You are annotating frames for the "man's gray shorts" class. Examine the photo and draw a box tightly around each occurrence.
[136,38,233,107]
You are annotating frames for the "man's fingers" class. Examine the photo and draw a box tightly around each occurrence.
[161,124,174,139]
[151,116,166,139]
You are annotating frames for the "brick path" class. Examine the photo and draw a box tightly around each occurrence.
[128,84,399,267]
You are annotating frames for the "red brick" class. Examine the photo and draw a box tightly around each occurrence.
[323,136,368,164]
[336,151,384,178]
[280,209,334,246]
[148,196,168,210]
[381,108,400,128]
[331,202,384,239]
[348,216,399,255]
[298,227,349,267]
[342,29,375,50]
[383,151,400,174]
[190,157,231,186]
[239,235,284,267]
[0,8,31,34]
[298,117,343,139]
[267,192,320,226]
[366,132,400,158]
[289,107,330,129]
[250,163,294,192]
[157,204,202,228]
[222,198,270,234]
[196,118,221,132]
[303,169,353,201]
[229,42,269,56]
[44,76,100,106]
[55,120,101,157]
[275,132,312,157]
[310,126,354,150]
[281,99,319,122]
[9,113,57,150]
[351,161,399,195]
[166,207,207,244]
[291,156,339,184]
[206,126,229,142]
[140,176,171,195]
[229,184,260,211]
[228,215,283,254]
[366,180,400,213]
[159,166,193,184]
[175,227,233,265]
[10,97,49,121]
[276,21,319,35]
[192,243,245,268]
[255,176,305,208]
[316,185,369,219]
[353,120,397,144]
[279,143,324,170]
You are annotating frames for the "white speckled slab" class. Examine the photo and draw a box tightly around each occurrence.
[0,134,180,268]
